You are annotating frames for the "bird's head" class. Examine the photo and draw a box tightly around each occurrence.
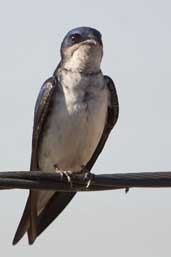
[60,27,103,74]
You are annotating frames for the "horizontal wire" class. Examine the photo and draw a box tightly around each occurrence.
[0,171,170,192]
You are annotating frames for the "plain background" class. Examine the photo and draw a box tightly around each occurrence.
[0,0,171,256]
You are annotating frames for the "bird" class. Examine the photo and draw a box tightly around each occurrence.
[12,26,119,245]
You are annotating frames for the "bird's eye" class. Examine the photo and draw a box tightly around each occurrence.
[70,33,82,43]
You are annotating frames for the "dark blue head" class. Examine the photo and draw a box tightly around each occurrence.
[61,27,102,54]
[60,27,103,73]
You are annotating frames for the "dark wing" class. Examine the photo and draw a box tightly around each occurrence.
[86,75,119,171]
[31,76,57,170]
[13,76,76,245]
[13,76,57,245]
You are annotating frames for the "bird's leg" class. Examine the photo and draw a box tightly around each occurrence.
[85,173,94,189]
[62,171,73,188]
[54,164,73,188]
[54,164,64,180]
[81,165,94,189]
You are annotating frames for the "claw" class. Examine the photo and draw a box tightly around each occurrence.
[80,165,94,189]
[84,172,94,189]
[57,170,64,180]
[63,171,73,188]
[86,179,92,189]
[54,164,63,179]
[54,167,73,188]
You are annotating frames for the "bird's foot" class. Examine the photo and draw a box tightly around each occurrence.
[55,170,64,179]
[81,166,94,189]
[55,168,73,188]
[63,170,73,188]
[85,172,94,189]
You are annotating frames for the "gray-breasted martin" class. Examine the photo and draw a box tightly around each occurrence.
[13,27,119,245]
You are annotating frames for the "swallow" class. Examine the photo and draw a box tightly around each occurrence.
[13,26,119,245]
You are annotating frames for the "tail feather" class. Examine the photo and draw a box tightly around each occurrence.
[27,191,38,244]
[12,195,30,245]
[13,191,38,245]
[13,191,76,245]
[37,192,76,236]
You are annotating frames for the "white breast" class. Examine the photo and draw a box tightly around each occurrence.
[38,71,109,173]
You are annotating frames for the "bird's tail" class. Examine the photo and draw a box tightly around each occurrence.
[13,191,37,245]
[12,191,76,245]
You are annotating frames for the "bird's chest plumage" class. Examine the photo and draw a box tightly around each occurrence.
[38,72,108,172]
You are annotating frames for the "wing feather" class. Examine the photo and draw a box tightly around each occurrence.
[86,75,119,171]
[13,76,57,245]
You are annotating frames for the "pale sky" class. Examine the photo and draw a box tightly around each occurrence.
[0,0,171,256]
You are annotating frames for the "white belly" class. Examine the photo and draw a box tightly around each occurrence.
[37,73,109,213]
[38,78,108,173]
